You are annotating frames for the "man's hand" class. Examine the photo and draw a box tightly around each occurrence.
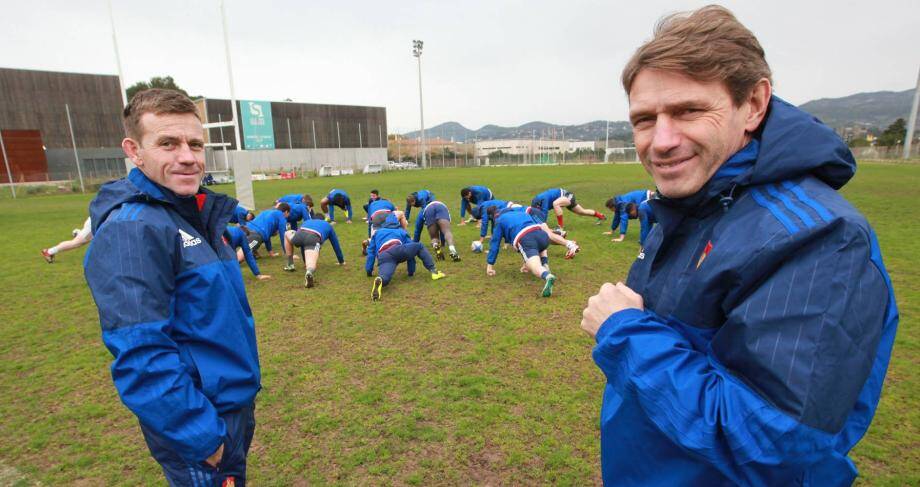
[256,274,272,280]
[458,220,467,226]
[345,220,352,224]
[580,282,644,338]
[486,265,496,276]
[204,443,224,468]
[611,235,626,243]
[338,261,346,266]
[602,230,613,235]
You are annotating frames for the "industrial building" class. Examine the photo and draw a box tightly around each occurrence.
[474,138,597,157]
[0,67,388,184]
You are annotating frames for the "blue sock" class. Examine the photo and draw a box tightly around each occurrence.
[540,270,549,280]
[540,256,548,266]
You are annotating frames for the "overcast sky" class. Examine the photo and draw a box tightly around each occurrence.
[1,0,917,133]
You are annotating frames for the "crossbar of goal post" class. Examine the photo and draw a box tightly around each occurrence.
[203,120,254,209]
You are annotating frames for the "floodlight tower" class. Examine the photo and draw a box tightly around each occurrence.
[413,40,427,168]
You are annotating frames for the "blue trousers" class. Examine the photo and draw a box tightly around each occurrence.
[140,404,255,487]
[378,242,436,285]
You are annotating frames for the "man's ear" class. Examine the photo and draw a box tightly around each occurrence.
[122,137,143,168]
[744,78,772,133]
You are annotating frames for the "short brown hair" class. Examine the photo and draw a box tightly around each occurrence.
[621,5,772,106]
[123,89,200,140]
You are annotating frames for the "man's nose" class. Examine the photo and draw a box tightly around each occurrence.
[176,142,197,163]
[650,116,681,155]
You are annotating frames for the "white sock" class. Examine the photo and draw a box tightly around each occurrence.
[48,246,59,255]
[448,245,456,253]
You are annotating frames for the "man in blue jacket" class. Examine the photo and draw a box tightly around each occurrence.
[458,185,494,224]
[228,204,254,225]
[84,89,261,485]
[580,6,898,485]
[227,225,272,281]
[284,202,312,231]
[602,189,653,242]
[405,189,434,221]
[246,203,290,258]
[320,188,353,223]
[283,212,345,288]
[366,213,445,301]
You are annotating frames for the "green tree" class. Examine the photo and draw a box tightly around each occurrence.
[877,118,907,147]
[126,76,192,101]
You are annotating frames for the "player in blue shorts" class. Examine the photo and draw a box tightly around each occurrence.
[320,189,353,223]
[226,226,271,281]
[484,207,569,297]
[412,199,461,262]
[531,187,606,232]
[366,213,446,300]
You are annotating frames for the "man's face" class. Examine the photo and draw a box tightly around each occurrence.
[370,193,379,201]
[124,112,205,196]
[629,69,752,198]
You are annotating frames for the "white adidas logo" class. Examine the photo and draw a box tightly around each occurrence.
[179,229,202,248]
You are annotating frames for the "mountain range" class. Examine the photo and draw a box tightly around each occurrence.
[400,89,915,141]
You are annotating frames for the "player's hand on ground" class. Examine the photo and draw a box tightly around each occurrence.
[257,274,272,280]
[345,220,352,224]
[338,261,346,266]
[486,265,496,276]
[611,235,625,242]
[268,251,279,257]
[458,220,467,226]
[580,282,644,338]
[602,231,613,235]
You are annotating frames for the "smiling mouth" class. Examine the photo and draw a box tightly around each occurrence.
[653,156,692,170]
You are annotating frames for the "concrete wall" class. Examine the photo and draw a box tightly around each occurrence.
[45,147,126,181]
[207,147,388,174]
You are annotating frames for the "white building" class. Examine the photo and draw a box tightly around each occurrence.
[474,139,597,157]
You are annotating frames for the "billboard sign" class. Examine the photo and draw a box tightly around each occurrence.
[240,100,275,150]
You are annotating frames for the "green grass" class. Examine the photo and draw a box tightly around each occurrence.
[0,163,916,485]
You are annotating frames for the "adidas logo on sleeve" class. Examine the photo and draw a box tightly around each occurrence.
[179,228,202,248]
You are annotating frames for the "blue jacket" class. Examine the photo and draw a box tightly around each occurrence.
[637,201,656,246]
[228,204,251,225]
[286,203,312,231]
[247,209,288,253]
[367,198,396,237]
[296,219,345,264]
[226,225,261,276]
[365,214,413,274]
[406,189,434,221]
[474,200,510,238]
[531,188,565,211]
[277,193,304,207]
[84,169,261,464]
[486,209,542,265]
[611,189,651,233]
[326,189,352,221]
[505,205,547,223]
[592,97,898,486]
[460,185,493,218]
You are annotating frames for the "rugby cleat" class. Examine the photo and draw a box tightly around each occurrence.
[595,214,607,225]
[372,276,383,301]
[552,227,567,238]
[449,251,461,262]
[431,270,446,280]
[282,264,296,272]
[542,274,556,298]
[41,249,54,263]
[433,243,445,261]
[304,270,315,288]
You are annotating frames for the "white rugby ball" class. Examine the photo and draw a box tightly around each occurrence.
[471,240,483,253]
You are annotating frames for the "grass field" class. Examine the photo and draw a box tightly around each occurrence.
[0,162,916,485]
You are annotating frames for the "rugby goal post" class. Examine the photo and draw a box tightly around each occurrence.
[203,120,255,209]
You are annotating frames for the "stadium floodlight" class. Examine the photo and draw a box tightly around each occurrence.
[413,40,427,169]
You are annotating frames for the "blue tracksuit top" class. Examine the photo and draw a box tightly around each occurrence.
[406,189,434,221]
[474,200,509,238]
[505,205,547,223]
[365,214,412,274]
[226,225,261,276]
[592,97,898,486]
[246,209,287,252]
[532,188,565,211]
[277,193,304,207]
[460,185,493,218]
[326,189,352,221]
[84,169,260,464]
[297,219,345,264]
[367,198,396,236]
[612,189,652,233]
[228,204,251,224]
[486,209,542,265]
[637,201,656,246]
[286,203,312,231]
